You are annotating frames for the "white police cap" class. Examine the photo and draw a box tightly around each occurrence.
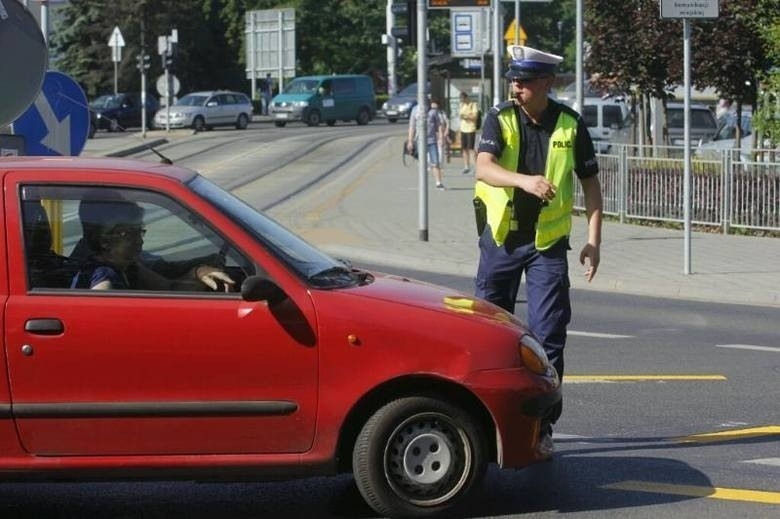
[505,45,563,79]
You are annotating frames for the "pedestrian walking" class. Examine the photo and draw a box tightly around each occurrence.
[458,91,479,174]
[473,45,603,452]
[431,98,451,166]
[262,73,273,115]
[407,97,446,190]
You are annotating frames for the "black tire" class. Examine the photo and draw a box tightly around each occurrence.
[192,116,206,132]
[352,396,488,518]
[306,110,321,126]
[274,121,286,128]
[387,118,398,123]
[326,119,336,127]
[236,113,249,130]
[356,108,370,126]
[88,122,96,139]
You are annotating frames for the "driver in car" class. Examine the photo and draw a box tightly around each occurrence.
[71,199,234,292]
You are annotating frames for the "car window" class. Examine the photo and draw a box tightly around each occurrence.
[284,79,319,94]
[603,105,625,127]
[333,78,356,95]
[582,105,598,127]
[691,109,716,130]
[177,94,209,106]
[20,185,254,293]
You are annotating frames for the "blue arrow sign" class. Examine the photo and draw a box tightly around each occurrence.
[11,71,90,156]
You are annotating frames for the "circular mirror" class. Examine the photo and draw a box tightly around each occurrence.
[0,0,48,127]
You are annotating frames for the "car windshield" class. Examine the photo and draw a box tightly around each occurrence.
[283,79,320,94]
[399,83,418,96]
[713,114,751,141]
[176,95,209,107]
[90,95,121,110]
[189,176,365,288]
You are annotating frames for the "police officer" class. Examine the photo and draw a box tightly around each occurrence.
[474,45,603,448]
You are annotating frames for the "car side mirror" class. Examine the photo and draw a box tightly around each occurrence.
[241,275,287,304]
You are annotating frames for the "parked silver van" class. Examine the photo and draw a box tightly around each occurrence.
[270,75,375,127]
[570,96,632,153]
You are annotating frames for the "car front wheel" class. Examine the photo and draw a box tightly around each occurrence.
[306,110,321,126]
[192,116,206,132]
[236,113,249,129]
[352,396,487,518]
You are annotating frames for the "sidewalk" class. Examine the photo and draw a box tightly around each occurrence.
[84,131,780,308]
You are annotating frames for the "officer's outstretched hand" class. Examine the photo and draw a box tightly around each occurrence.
[579,243,600,282]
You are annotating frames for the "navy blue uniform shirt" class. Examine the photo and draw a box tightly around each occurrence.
[478,98,598,237]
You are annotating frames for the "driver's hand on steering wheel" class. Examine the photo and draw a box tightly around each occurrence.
[195,265,236,292]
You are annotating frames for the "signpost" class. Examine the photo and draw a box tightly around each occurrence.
[11,71,90,156]
[660,0,719,275]
[108,26,125,95]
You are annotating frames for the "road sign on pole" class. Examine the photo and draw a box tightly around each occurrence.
[108,26,125,95]
[11,71,90,156]
[660,0,719,275]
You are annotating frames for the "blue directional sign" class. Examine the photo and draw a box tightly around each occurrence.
[11,71,90,156]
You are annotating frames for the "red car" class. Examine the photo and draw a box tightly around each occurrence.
[0,157,560,518]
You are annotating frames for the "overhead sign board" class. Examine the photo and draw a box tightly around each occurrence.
[660,0,719,18]
[11,71,89,156]
[429,1,489,8]
[245,8,296,78]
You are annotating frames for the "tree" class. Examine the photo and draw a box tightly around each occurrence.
[753,0,780,147]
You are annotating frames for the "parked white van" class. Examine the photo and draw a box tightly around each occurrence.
[576,96,632,153]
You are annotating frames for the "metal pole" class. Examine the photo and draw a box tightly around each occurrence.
[250,13,256,101]
[140,19,146,138]
[417,0,428,242]
[386,0,397,96]
[277,11,284,92]
[683,18,692,274]
[575,0,583,113]
[492,0,501,107]
[514,0,520,45]
[40,0,48,43]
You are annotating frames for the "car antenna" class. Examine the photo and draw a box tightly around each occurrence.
[59,91,174,164]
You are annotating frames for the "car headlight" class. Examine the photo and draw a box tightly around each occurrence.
[400,102,412,110]
[382,101,388,110]
[519,333,551,375]
[293,101,309,107]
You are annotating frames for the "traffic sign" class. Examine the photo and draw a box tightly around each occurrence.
[108,26,125,63]
[11,71,89,156]
[156,74,181,97]
[660,0,719,18]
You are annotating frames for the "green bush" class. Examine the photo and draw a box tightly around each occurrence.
[375,94,389,111]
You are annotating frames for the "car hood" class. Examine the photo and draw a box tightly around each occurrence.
[272,94,314,104]
[341,271,523,330]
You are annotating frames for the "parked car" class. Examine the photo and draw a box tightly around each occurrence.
[89,92,159,133]
[382,82,428,123]
[269,75,375,127]
[697,110,752,159]
[574,96,632,153]
[154,90,252,131]
[663,102,718,146]
[3,156,560,518]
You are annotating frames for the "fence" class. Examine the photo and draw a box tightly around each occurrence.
[574,145,780,234]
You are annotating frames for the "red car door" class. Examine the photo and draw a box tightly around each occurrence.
[3,172,319,456]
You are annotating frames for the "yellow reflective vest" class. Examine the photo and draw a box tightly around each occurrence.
[475,104,577,250]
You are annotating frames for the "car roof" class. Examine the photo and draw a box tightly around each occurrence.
[0,156,197,183]
[666,102,713,110]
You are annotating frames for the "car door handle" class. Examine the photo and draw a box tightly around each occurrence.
[25,318,64,335]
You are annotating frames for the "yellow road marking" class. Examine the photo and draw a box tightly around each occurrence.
[676,426,780,444]
[602,480,780,505]
[564,375,727,382]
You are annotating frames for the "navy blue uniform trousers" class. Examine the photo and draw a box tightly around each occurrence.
[475,231,571,380]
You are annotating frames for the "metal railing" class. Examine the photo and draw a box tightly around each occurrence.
[574,144,780,234]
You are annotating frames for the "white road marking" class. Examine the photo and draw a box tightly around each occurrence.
[716,344,780,353]
[743,458,780,467]
[569,330,633,339]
